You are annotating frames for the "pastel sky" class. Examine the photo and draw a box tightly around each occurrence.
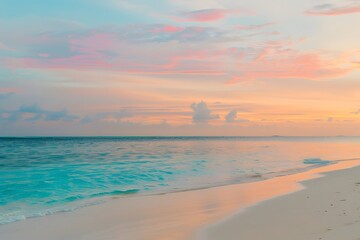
[0,0,359,136]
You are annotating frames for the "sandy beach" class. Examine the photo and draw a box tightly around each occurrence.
[1,160,360,240]
[196,161,360,240]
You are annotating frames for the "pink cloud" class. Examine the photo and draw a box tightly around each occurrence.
[306,2,360,16]
[5,26,357,82]
[111,48,225,75]
[177,9,249,22]
[10,32,114,69]
[150,25,184,34]
[227,50,354,84]
[68,32,115,53]
[234,23,274,30]
[11,40,355,82]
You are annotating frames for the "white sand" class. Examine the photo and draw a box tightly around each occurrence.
[195,162,360,240]
[1,160,359,240]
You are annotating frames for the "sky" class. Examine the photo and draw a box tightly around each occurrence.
[0,0,359,136]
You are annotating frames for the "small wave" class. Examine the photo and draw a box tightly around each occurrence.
[90,189,139,198]
[0,189,140,225]
[303,158,331,165]
[0,199,105,225]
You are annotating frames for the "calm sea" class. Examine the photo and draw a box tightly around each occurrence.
[1,136,360,224]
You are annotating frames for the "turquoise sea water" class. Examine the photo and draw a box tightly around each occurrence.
[1,136,360,225]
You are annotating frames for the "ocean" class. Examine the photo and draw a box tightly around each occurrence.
[1,136,360,225]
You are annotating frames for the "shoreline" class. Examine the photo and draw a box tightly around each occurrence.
[0,160,336,226]
[1,160,360,240]
[1,158,353,226]
[194,161,360,240]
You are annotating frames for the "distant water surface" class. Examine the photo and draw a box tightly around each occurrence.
[1,136,360,224]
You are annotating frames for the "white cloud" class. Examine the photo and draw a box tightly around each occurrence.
[225,110,248,123]
[191,101,219,123]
